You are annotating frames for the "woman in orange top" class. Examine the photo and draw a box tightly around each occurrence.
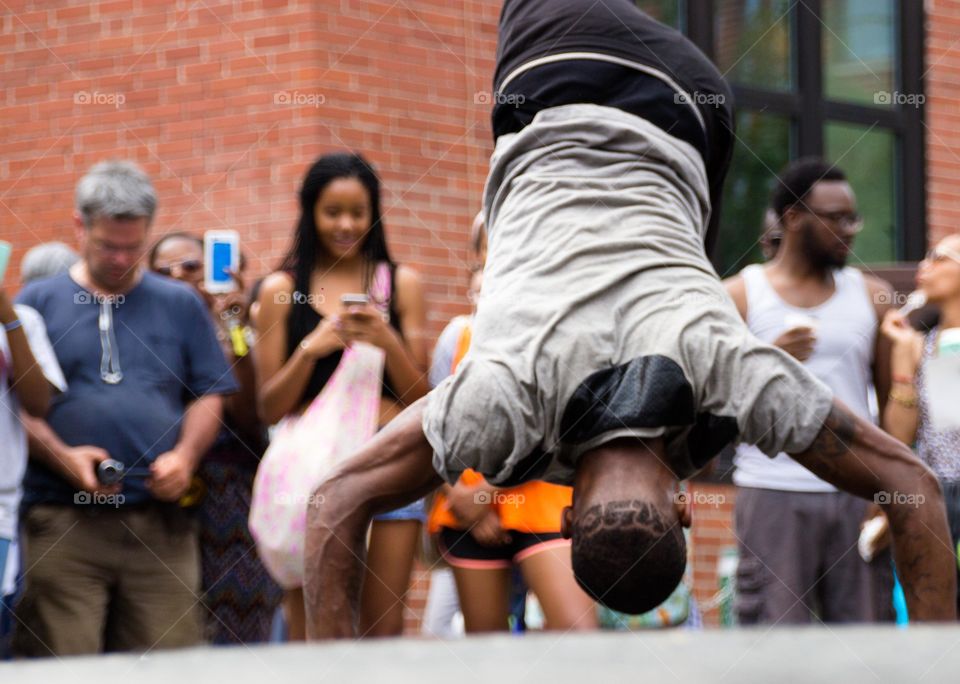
[427,264,596,632]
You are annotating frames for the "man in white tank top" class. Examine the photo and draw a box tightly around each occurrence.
[725,158,895,624]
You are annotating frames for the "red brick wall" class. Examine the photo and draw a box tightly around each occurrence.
[687,482,738,628]
[925,0,960,246]
[0,0,500,334]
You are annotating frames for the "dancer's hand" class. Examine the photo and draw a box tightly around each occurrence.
[446,481,491,527]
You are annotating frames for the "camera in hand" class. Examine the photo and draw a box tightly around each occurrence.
[96,459,151,486]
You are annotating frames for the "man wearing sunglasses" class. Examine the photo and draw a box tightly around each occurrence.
[12,161,238,656]
[725,157,897,624]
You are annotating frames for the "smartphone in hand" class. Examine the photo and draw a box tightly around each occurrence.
[340,293,369,308]
[203,230,239,294]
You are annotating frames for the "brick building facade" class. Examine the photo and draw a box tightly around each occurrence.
[1,0,500,333]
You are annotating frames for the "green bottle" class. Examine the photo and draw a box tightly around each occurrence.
[717,546,739,627]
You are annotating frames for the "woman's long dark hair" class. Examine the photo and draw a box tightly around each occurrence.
[279,152,394,297]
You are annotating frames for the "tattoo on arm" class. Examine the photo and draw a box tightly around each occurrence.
[807,403,856,458]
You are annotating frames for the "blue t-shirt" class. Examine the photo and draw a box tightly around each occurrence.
[16,271,239,507]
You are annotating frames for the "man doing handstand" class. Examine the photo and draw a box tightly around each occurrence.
[304,0,955,637]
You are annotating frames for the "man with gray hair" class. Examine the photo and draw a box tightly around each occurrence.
[19,242,79,286]
[13,161,238,656]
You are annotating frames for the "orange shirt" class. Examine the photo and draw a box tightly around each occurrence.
[427,471,572,534]
[427,319,572,534]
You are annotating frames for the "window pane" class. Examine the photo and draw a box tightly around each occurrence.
[715,0,794,91]
[825,122,897,263]
[823,0,896,106]
[635,0,683,30]
[717,111,792,276]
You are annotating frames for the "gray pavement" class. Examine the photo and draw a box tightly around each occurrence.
[3,627,960,683]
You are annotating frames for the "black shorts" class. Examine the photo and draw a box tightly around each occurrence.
[492,0,734,257]
[438,527,569,569]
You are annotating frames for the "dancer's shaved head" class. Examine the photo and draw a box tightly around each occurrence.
[563,439,690,614]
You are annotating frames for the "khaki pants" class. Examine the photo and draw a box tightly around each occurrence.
[12,504,201,656]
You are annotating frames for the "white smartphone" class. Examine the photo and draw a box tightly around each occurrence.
[203,230,239,294]
[341,293,369,308]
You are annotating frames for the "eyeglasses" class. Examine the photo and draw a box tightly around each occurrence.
[154,259,202,277]
[800,208,864,233]
[98,299,122,384]
[924,246,960,265]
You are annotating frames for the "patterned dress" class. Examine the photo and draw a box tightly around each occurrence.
[198,426,282,645]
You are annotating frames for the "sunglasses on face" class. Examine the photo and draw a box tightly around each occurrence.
[154,259,202,277]
[924,247,960,265]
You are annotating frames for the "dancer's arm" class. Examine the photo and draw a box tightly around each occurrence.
[304,398,442,639]
[789,400,956,621]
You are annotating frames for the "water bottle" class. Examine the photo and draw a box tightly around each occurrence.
[717,546,738,627]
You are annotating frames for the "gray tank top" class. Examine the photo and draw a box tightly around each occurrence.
[916,328,960,482]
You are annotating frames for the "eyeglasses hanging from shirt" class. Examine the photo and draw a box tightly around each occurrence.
[99,298,122,384]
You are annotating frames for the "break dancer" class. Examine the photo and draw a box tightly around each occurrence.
[304,0,955,637]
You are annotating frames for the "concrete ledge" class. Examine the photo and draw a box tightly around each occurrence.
[3,627,960,683]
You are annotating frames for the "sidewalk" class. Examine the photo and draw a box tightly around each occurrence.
[3,627,959,683]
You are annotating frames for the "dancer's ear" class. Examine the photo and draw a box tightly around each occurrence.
[560,506,574,539]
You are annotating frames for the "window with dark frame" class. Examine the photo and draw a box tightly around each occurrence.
[636,0,926,276]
